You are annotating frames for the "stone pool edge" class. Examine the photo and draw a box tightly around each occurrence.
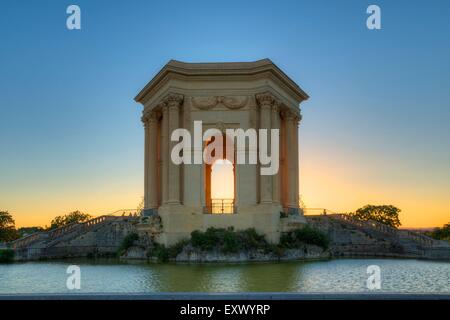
[0,293,449,300]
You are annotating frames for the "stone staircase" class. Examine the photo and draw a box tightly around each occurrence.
[306,213,450,259]
[8,211,139,260]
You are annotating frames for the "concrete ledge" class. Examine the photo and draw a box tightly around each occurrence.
[0,293,449,300]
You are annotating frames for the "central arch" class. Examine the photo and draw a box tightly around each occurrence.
[204,134,236,214]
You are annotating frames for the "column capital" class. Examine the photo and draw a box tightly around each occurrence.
[271,100,281,113]
[256,91,278,108]
[164,93,184,109]
[281,109,301,122]
[141,110,160,125]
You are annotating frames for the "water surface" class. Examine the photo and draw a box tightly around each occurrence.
[0,258,448,293]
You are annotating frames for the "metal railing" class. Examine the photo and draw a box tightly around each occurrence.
[303,208,340,216]
[204,199,235,214]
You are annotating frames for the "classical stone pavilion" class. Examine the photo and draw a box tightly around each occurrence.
[135,59,309,245]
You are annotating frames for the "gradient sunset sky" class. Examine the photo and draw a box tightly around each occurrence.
[0,0,449,228]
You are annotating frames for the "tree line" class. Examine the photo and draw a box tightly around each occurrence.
[0,210,92,242]
[1,205,449,243]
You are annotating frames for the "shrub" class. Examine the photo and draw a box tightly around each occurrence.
[147,239,189,262]
[167,239,189,257]
[280,225,330,250]
[427,223,450,242]
[117,232,139,256]
[142,226,330,262]
[190,227,270,253]
[0,249,15,263]
[150,243,169,262]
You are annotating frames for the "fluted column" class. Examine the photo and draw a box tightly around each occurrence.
[166,93,184,205]
[293,113,301,208]
[256,92,274,204]
[147,112,159,209]
[284,110,297,208]
[142,116,149,208]
[271,102,281,203]
[161,103,169,205]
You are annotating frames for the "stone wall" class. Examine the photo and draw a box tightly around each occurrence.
[306,215,450,260]
[10,214,450,262]
[13,217,138,261]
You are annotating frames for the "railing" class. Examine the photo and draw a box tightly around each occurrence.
[9,232,46,250]
[398,229,436,247]
[303,208,339,216]
[328,213,398,235]
[323,213,436,247]
[107,209,141,217]
[204,199,235,214]
[44,215,118,247]
[9,213,130,250]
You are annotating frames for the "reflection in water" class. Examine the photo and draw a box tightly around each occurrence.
[0,259,449,293]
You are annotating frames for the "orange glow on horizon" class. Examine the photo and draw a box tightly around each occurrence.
[3,156,449,229]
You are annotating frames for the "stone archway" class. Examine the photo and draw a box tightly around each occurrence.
[204,133,236,214]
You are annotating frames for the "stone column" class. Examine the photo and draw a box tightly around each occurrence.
[271,102,281,203]
[293,113,301,208]
[256,92,274,204]
[161,103,169,205]
[284,110,297,210]
[147,112,159,211]
[142,115,149,208]
[166,93,184,205]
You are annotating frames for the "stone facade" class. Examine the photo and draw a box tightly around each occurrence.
[135,59,309,245]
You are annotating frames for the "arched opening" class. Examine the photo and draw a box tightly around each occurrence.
[210,159,234,213]
[204,134,235,214]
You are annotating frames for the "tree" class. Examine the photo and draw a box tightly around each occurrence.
[49,211,92,230]
[427,223,450,242]
[17,226,45,237]
[351,205,401,228]
[0,211,20,242]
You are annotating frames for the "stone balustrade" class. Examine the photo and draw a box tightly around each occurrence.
[328,213,437,247]
[9,215,120,250]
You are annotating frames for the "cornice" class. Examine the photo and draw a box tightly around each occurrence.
[134,59,309,105]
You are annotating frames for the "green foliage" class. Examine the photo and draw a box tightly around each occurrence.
[49,211,92,230]
[143,226,330,263]
[0,249,15,263]
[117,232,139,256]
[280,225,330,250]
[147,240,189,262]
[351,204,401,228]
[17,227,44,237]
[427,223,450,242]
[0,211,20,242]
[149,243,169,262]
[191,227,269,253]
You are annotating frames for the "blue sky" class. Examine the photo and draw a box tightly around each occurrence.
[0,0,449,227]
